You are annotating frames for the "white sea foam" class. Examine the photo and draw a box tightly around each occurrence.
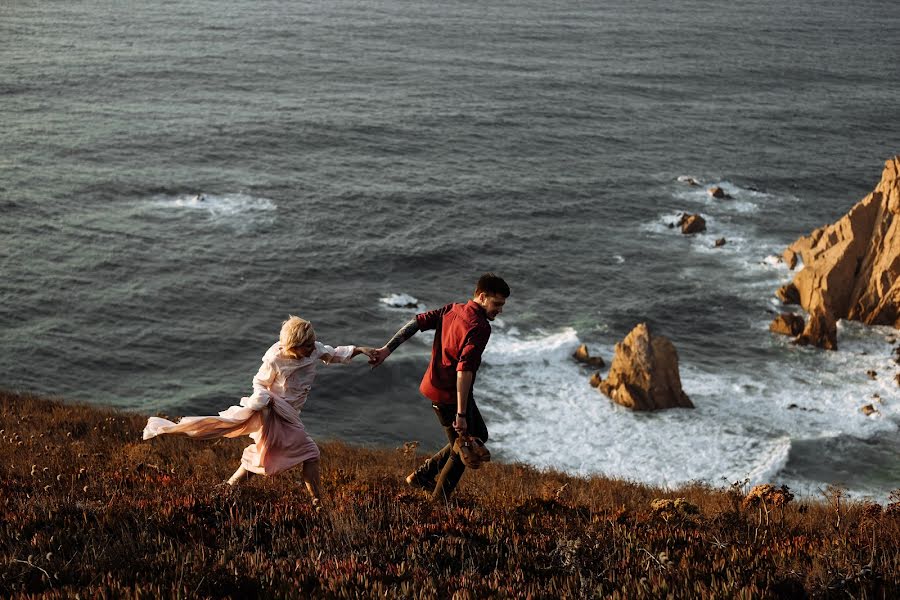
[639,180,810,299]
[379,293,421,310]
[476,325,899,498]
[745,437,792,486]
[394,178,897,499]
[153,193,277,218]
[142,192,278,233]
[640,210,752,255]
[671,181,762,214]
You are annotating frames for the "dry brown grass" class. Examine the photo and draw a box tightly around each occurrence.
[1,390,898,598]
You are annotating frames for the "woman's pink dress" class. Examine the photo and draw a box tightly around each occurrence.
[143,341,354,475]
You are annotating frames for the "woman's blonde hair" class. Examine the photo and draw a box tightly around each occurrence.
[280,315,316,359]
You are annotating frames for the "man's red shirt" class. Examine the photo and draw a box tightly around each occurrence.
[415,300,491,405]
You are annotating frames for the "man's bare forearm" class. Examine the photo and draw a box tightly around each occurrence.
[385,319,419,352]
[456,370,474,416]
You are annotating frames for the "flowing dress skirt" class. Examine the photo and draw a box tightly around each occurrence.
[143,393,319,475]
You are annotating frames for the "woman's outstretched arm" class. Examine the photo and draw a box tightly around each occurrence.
[319,344,377,364]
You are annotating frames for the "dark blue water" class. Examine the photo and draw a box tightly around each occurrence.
[2,0,899,499]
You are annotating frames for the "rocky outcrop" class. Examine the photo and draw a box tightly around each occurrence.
[573,344,605,368]
[795,306,837,350]
[679,213,706,234]
[597,323,693,411]
[783,249,800,270]
[770,313,805,337]
[780,157,900,349]
[776,283,801,305]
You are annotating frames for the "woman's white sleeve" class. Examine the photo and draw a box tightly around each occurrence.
[318,343,356,365]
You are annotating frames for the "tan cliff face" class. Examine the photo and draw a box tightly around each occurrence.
[781,157,900,349]
[597,323,694,410]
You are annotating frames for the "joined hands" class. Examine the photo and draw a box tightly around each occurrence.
[367,347,391,368]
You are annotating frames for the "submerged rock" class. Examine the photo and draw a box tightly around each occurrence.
[708,186,732,200]
[597,323,693,411]
[780,157,900,349]
[861,404,879,416]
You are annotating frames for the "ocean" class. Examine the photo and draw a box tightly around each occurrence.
[3,0,899,501]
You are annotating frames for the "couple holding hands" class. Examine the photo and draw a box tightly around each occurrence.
[143,273,510,510]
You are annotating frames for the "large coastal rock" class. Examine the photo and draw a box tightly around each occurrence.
[781,157,900,349]
[597,323,694,411]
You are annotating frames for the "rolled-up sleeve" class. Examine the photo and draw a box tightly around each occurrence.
[416,304,451,332]
[457,326,490,372]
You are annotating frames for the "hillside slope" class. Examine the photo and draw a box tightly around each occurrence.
[1,391,897,598]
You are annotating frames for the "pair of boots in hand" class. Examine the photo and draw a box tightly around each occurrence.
[453,435,491,470]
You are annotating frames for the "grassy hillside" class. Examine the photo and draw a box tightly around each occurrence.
[1,390,897,598]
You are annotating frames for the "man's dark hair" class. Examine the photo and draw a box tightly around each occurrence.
[475,273,510,298]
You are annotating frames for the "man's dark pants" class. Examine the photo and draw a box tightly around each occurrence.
[414,398,488,502]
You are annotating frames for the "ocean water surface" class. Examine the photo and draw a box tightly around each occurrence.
[3,0,900,500]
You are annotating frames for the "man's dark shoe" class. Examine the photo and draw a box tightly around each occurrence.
[405,470,437,493]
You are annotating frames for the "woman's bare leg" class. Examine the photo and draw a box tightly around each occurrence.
[226,465,251,486]
[302,459,322,506]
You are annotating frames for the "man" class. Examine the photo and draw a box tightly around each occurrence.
[369,273,510,502]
